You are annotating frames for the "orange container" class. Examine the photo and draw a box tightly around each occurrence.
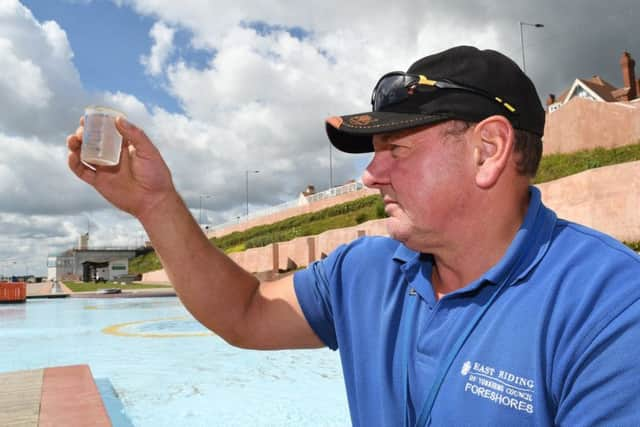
[0,281,26,302]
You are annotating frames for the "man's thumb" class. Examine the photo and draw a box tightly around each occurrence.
[116,117,149,147]
[116,116,136,135]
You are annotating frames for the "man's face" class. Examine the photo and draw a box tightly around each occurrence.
[361,122,475,252]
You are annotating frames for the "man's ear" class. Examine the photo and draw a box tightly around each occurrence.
[472,116,514,189]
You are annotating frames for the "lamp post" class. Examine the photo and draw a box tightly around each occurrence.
[199,194,212,226]
[329,143,334,189]
[0,260,16,280]
[245,170,260,219]
[519,21,544,73]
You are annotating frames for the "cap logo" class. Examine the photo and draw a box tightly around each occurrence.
[347,114,379,127]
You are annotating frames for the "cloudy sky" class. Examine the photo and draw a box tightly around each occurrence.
[0,0,638,276]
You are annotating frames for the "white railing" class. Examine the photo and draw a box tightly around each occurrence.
[207,181,364,233]
[305,181,364,204]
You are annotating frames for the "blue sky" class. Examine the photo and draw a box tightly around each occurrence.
[1,0,639,276]
[21,1,313,115]
[23,0,190,113]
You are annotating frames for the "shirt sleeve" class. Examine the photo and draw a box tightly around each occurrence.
[555,297,640,426]
[293,245,349,351]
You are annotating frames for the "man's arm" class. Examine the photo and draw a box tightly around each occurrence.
[555,298,640,426]
[67,116,323,350]
[140,191,323,349]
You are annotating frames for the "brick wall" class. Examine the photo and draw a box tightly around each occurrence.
[543,97,640,155]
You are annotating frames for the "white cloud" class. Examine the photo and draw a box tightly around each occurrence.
[0,38,52,108]
[0,0,84,139]
[140,21,176,76]
[41,20,74,61]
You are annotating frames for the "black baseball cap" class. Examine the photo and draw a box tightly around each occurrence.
[326,45,545,153]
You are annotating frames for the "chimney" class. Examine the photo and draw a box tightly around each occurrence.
[546,94,556,106]
[620,51,637,100]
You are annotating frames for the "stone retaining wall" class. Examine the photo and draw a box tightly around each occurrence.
[538,160,640,242]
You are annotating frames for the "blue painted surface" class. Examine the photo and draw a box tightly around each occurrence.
[0,297,349,426]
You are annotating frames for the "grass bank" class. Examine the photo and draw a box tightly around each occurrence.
[213,195,385,253]
[534,143,640,184]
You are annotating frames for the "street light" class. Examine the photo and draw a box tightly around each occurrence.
[327,112,335,189]
[0,260,16,280]
[519,21,544,73]
[329,142,334,189]
[245,170,260,219]
[199,194,212,226]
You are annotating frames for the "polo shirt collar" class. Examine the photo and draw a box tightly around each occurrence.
[392,242,420,264]
[391,186,556,289]
[480,186,556,286]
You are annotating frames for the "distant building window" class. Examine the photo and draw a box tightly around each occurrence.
[112,265,127,270]
[572,86,596,101]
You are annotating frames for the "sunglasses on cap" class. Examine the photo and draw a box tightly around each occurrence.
[370,72,517,115]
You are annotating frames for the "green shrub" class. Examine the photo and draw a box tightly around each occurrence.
[355,213,368,224]
[129,251,162,274]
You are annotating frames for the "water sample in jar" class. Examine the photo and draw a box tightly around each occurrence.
[81,106,125,166]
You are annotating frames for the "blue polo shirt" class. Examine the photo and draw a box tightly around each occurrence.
[294,187,640,426]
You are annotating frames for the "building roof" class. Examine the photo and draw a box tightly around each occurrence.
[579,77,619,101]
[560,76,619,104]
[549,51,639,112]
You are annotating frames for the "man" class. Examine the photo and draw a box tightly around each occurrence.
[68,46,640,426]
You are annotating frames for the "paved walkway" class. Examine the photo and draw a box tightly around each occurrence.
[0,365,110,426]
[26,281,72,298]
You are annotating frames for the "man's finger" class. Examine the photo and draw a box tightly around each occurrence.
[75,125,83,141]
[67,151,96,186]
[67,134,81,151]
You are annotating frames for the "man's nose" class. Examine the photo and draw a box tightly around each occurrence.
[362,151,391,188]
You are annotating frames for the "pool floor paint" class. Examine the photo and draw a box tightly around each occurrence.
[0,297,350,426]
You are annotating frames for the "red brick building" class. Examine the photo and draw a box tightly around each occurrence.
[543,51,640,155]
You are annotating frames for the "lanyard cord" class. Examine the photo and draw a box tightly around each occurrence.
[399,288,417,427]
[400,261,521,427]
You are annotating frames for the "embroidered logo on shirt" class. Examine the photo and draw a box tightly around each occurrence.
[460,360,534,415]
[460,361,472,376]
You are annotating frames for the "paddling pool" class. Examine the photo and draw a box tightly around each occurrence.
[0,297,350,426]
